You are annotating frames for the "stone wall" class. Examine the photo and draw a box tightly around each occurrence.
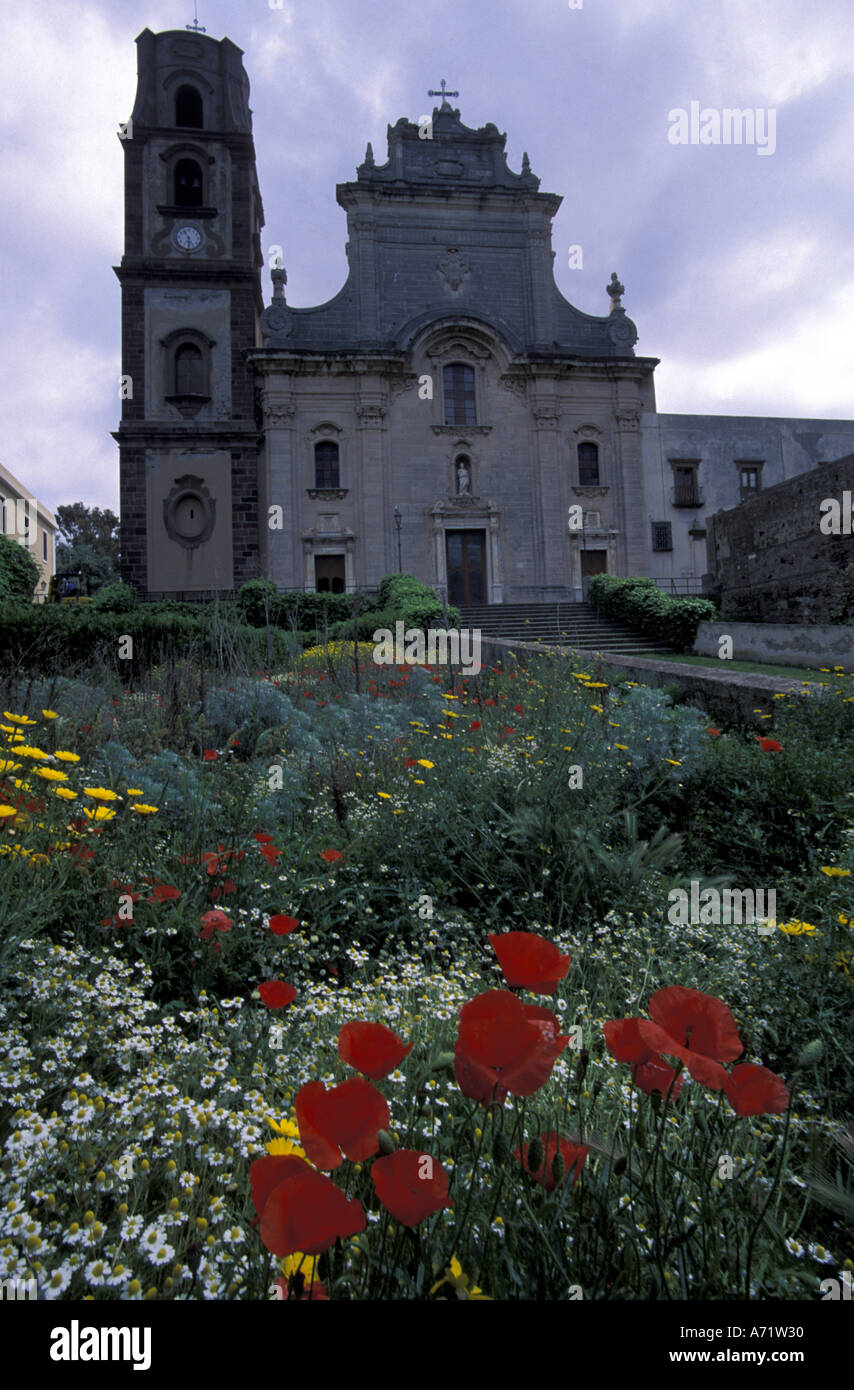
[705,453,854,622]
[694,620,854,670]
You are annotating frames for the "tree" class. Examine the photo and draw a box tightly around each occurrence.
[55,503,120,565]
[0,532,40,603]
[55,503,120,589]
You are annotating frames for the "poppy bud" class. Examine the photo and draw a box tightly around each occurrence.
[431,1051,455,1071]
[377,1129,396,1156]
[493,1129,510,1164]
[797,1038,823,1068]
[526,1135,544,1175]
[550,1151,565,1185]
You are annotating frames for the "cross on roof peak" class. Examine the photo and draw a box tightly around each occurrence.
[186,2,206,32]
[428,78,459,106]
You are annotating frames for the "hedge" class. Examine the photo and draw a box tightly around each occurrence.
[587,574,717,651]
[0,602,294,678]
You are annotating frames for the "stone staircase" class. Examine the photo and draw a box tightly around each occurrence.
[456,602,673,656]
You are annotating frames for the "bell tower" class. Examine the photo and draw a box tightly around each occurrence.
[115,27,264,596]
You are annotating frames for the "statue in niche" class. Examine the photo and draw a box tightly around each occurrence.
[456,460,471,495]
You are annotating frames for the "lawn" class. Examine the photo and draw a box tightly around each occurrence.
[1,643,852,1301]
[631,652,854,684]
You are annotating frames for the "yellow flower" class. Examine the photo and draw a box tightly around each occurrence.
[416,759,435,769]
[279,1251,320,1282]
[3,712,37,726]
[377,791,391,799]
[130,803,158,814]
[82,806,117,822]
[589,705,604,714]
[585,682,608,689]
[126,788,143,796]
[665,759,682,766]
[0,806,17,819]
[34,767,69,782]
[83,788,122,802]
[820,866,850,877]
[54,788,77,801]
[0,760,22,774]
[615,744,629,751]
[778,920,818,936]
[42,710,59,720]
[54,751,80,763]
[430,1255,492,1300]
[16,747,50,760]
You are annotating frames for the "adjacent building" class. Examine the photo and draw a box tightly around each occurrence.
[0,460,57,603]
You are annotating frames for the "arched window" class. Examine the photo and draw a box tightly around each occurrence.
[578,442,600,486]
[314,441,340,489]
[443,363,476,426]
[175,86,204,128]
[174,343,204,395]
[174,158,203,207]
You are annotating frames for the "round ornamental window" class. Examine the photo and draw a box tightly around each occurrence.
[173,493,206,539]
[163,474,216,550]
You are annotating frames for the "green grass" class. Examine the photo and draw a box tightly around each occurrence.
[632,651,854,684]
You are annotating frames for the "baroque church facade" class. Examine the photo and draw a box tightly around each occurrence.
[116,28,854,604]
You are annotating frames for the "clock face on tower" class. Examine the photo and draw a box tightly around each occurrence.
[175,225,202,252]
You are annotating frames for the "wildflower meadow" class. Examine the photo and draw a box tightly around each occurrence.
[1,630,852,1322]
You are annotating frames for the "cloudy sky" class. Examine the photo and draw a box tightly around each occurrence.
[2,0,852,516]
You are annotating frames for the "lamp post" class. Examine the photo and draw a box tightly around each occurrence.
[393,506,402,572]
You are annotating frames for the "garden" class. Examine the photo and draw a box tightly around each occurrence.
[0,567,852,1302]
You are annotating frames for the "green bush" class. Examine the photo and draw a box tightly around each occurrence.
[89,580,137,612]
[0,532,39,603]
[0,602,295,677]
[237,580,355,630]
[588,574,716,651]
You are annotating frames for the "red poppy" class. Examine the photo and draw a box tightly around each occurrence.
[199,908,233,941]
[250,1155,365,1257]
[603,1020,685,1099]
[470,720,482,731]
[259,843,283,866]
[723,1063,789,1117]
[515,1133,589,1191]
[513,705,524,714]
[707,728,722,736]
[258,980,298,1009]
[295,1078,389,1170]
[501,725,515,737]
[604,987,743,1091]
[202,749,219,761]
[454,990,569,1105]
[337,1020,413,1080]
[148,882,181,903]
[755,736,783,752]
[320,849,342,863]
[269,913,299,936]
[489,931,571,995]
[254,831,275,844]
[372,1151,453,1226]
[404,758,418,768]
[209,883,233,903]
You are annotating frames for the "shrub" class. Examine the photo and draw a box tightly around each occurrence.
[0,532,39,603]
[588,574,716,651]
[237,580,354,630]
[89,580,137,612]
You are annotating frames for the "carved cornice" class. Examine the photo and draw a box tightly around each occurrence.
[355,404,388,426]
[615,411,641,430]
[307,489,348,500]
[262,401,296,427]
[571,486,609,498]
[531,407,560,427]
